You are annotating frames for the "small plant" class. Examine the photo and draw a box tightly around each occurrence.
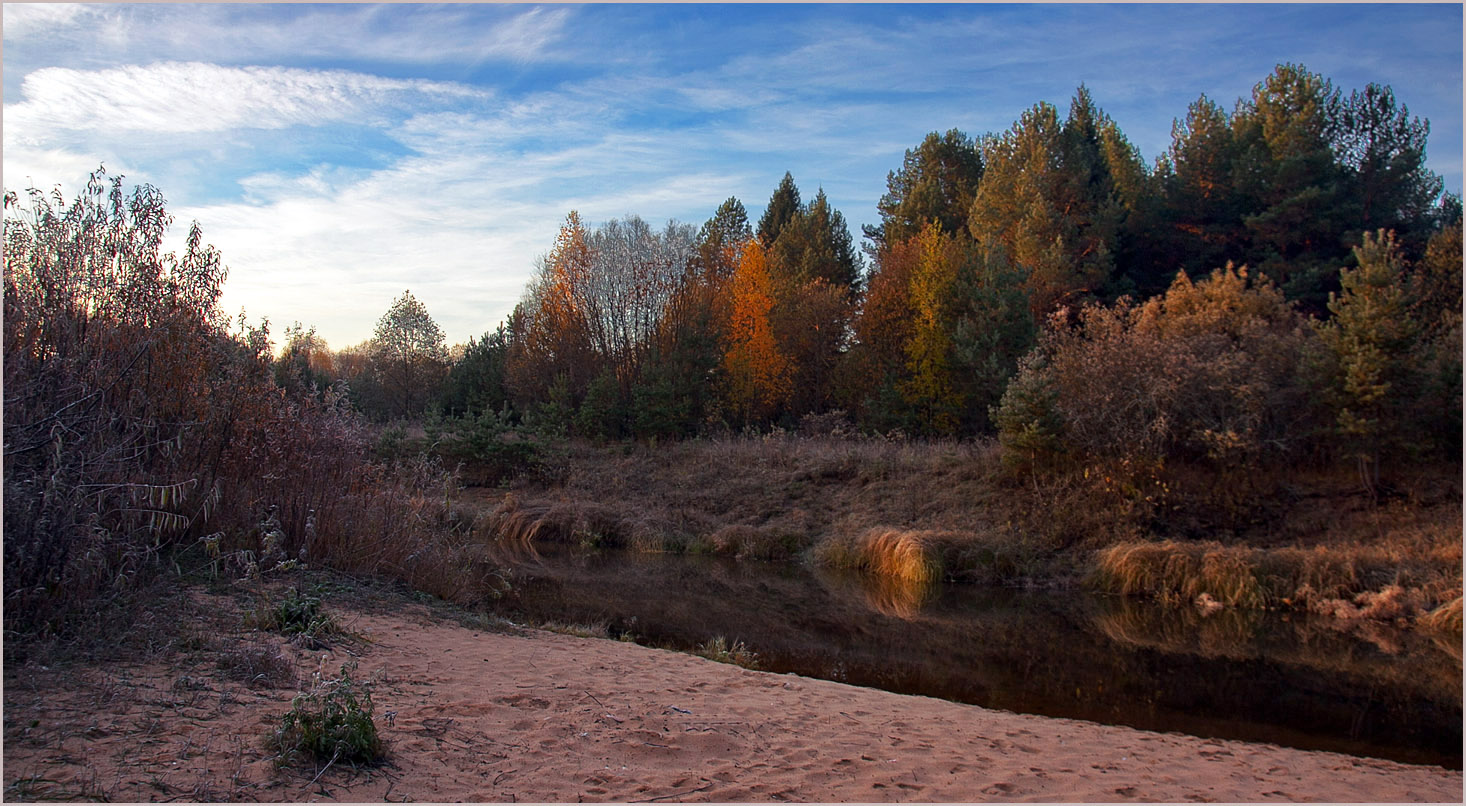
[694,636,760,669]
[246,587,340,647]
[270,660,382,766]
[219,640,298,689]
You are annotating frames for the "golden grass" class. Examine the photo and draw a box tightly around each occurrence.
[813,528,945,584]
[1419,596,1464,634]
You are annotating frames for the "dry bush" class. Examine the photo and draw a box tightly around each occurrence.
[3,171,499,642]
[994,266,1319,520]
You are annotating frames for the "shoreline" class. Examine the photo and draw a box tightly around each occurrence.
[4,589,1460,802]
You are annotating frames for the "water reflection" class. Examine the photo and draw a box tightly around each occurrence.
[487,546,1462,769]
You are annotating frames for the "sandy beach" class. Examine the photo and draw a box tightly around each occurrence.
[4,591,1461,803]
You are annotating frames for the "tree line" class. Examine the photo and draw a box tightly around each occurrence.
[290,63,1459,479]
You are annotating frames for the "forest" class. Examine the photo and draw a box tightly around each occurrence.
[4,63,1462,643]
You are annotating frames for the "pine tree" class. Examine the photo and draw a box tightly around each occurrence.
[867,128,983,249]
[1315,230,1425,490]
[757,172,802,248]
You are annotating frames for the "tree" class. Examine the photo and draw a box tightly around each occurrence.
[769,188,861,292]
[1335,83,1444,250]
[757,172,802,248]
[1233,63,1349,308]
[1160,94,1248,280]
[968,94,1121,319]
[900,222,963,433]
[866,128,983,250]
[1314,230,1430,489]
[440,325,511,418]
[275,322,333,395]
[506,212,598,407]
[371,290,449,419]
[721,240,789,424]
[695,197,753,281]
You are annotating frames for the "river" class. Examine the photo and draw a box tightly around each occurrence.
[483,545,1462,769]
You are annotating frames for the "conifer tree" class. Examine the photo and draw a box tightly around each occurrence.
[757,172,802,248]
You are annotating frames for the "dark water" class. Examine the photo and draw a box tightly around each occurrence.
[486,546,1463,769]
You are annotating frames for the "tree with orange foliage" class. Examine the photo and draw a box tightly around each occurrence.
[722,240,789,424]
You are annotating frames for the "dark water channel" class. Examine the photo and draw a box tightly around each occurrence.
[486,546,1462,769]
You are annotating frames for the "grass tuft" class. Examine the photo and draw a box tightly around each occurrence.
[693,636,760,669]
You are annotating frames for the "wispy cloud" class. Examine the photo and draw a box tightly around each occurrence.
[2,4,574,69]
[5,62,486,139]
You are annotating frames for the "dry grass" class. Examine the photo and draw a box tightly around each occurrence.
[1418,597,1463,634]
[812,528,945,584]
[461,434,1460,628]
[1092,538,1461,625]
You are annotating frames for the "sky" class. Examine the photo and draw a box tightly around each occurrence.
[4,3,1462,350]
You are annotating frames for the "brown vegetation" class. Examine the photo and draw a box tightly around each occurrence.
[468,432,1461,631]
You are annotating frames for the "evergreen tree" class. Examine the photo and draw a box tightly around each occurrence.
[440,325,511,418]
[866,128,983,249]
[757,172,802,248]
[1314,230,1426,490]
[695,197,753,281]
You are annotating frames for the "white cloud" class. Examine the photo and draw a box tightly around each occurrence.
[1,3,93,37]
[3,5,573,68]
[4,62,487,140]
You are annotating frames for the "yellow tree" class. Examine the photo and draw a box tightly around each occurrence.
[901,222,962,433]
[722,240,789,423]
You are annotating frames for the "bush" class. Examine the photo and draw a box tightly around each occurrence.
[3,170,498,641]
[992,266,1317,515]
[270,660,382,765]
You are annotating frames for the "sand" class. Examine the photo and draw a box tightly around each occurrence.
[3,592,1461,803]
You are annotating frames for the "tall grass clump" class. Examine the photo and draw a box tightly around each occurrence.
[1092,539,1459,622]
[1090,541,1265,608]
[1419,597,1463,634]
[3,170,491,645]
[813,528,945,584]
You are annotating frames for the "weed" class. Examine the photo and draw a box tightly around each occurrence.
[693,636,760,669]
[269,660,382,766]
[537,621,610,639]
[219,639,298,689]
[245,587,340,647]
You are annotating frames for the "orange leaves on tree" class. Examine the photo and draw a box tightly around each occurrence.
[722,240,789,422]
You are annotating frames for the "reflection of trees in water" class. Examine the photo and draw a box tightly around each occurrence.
[1086,596,1462,705]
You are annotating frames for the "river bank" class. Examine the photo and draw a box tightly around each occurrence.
[468,435,1463,629]
[4,580,1460,802]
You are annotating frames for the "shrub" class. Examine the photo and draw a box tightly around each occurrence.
[270,661,382,765]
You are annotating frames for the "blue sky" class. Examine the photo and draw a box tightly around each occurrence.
[4,3,1462,349]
